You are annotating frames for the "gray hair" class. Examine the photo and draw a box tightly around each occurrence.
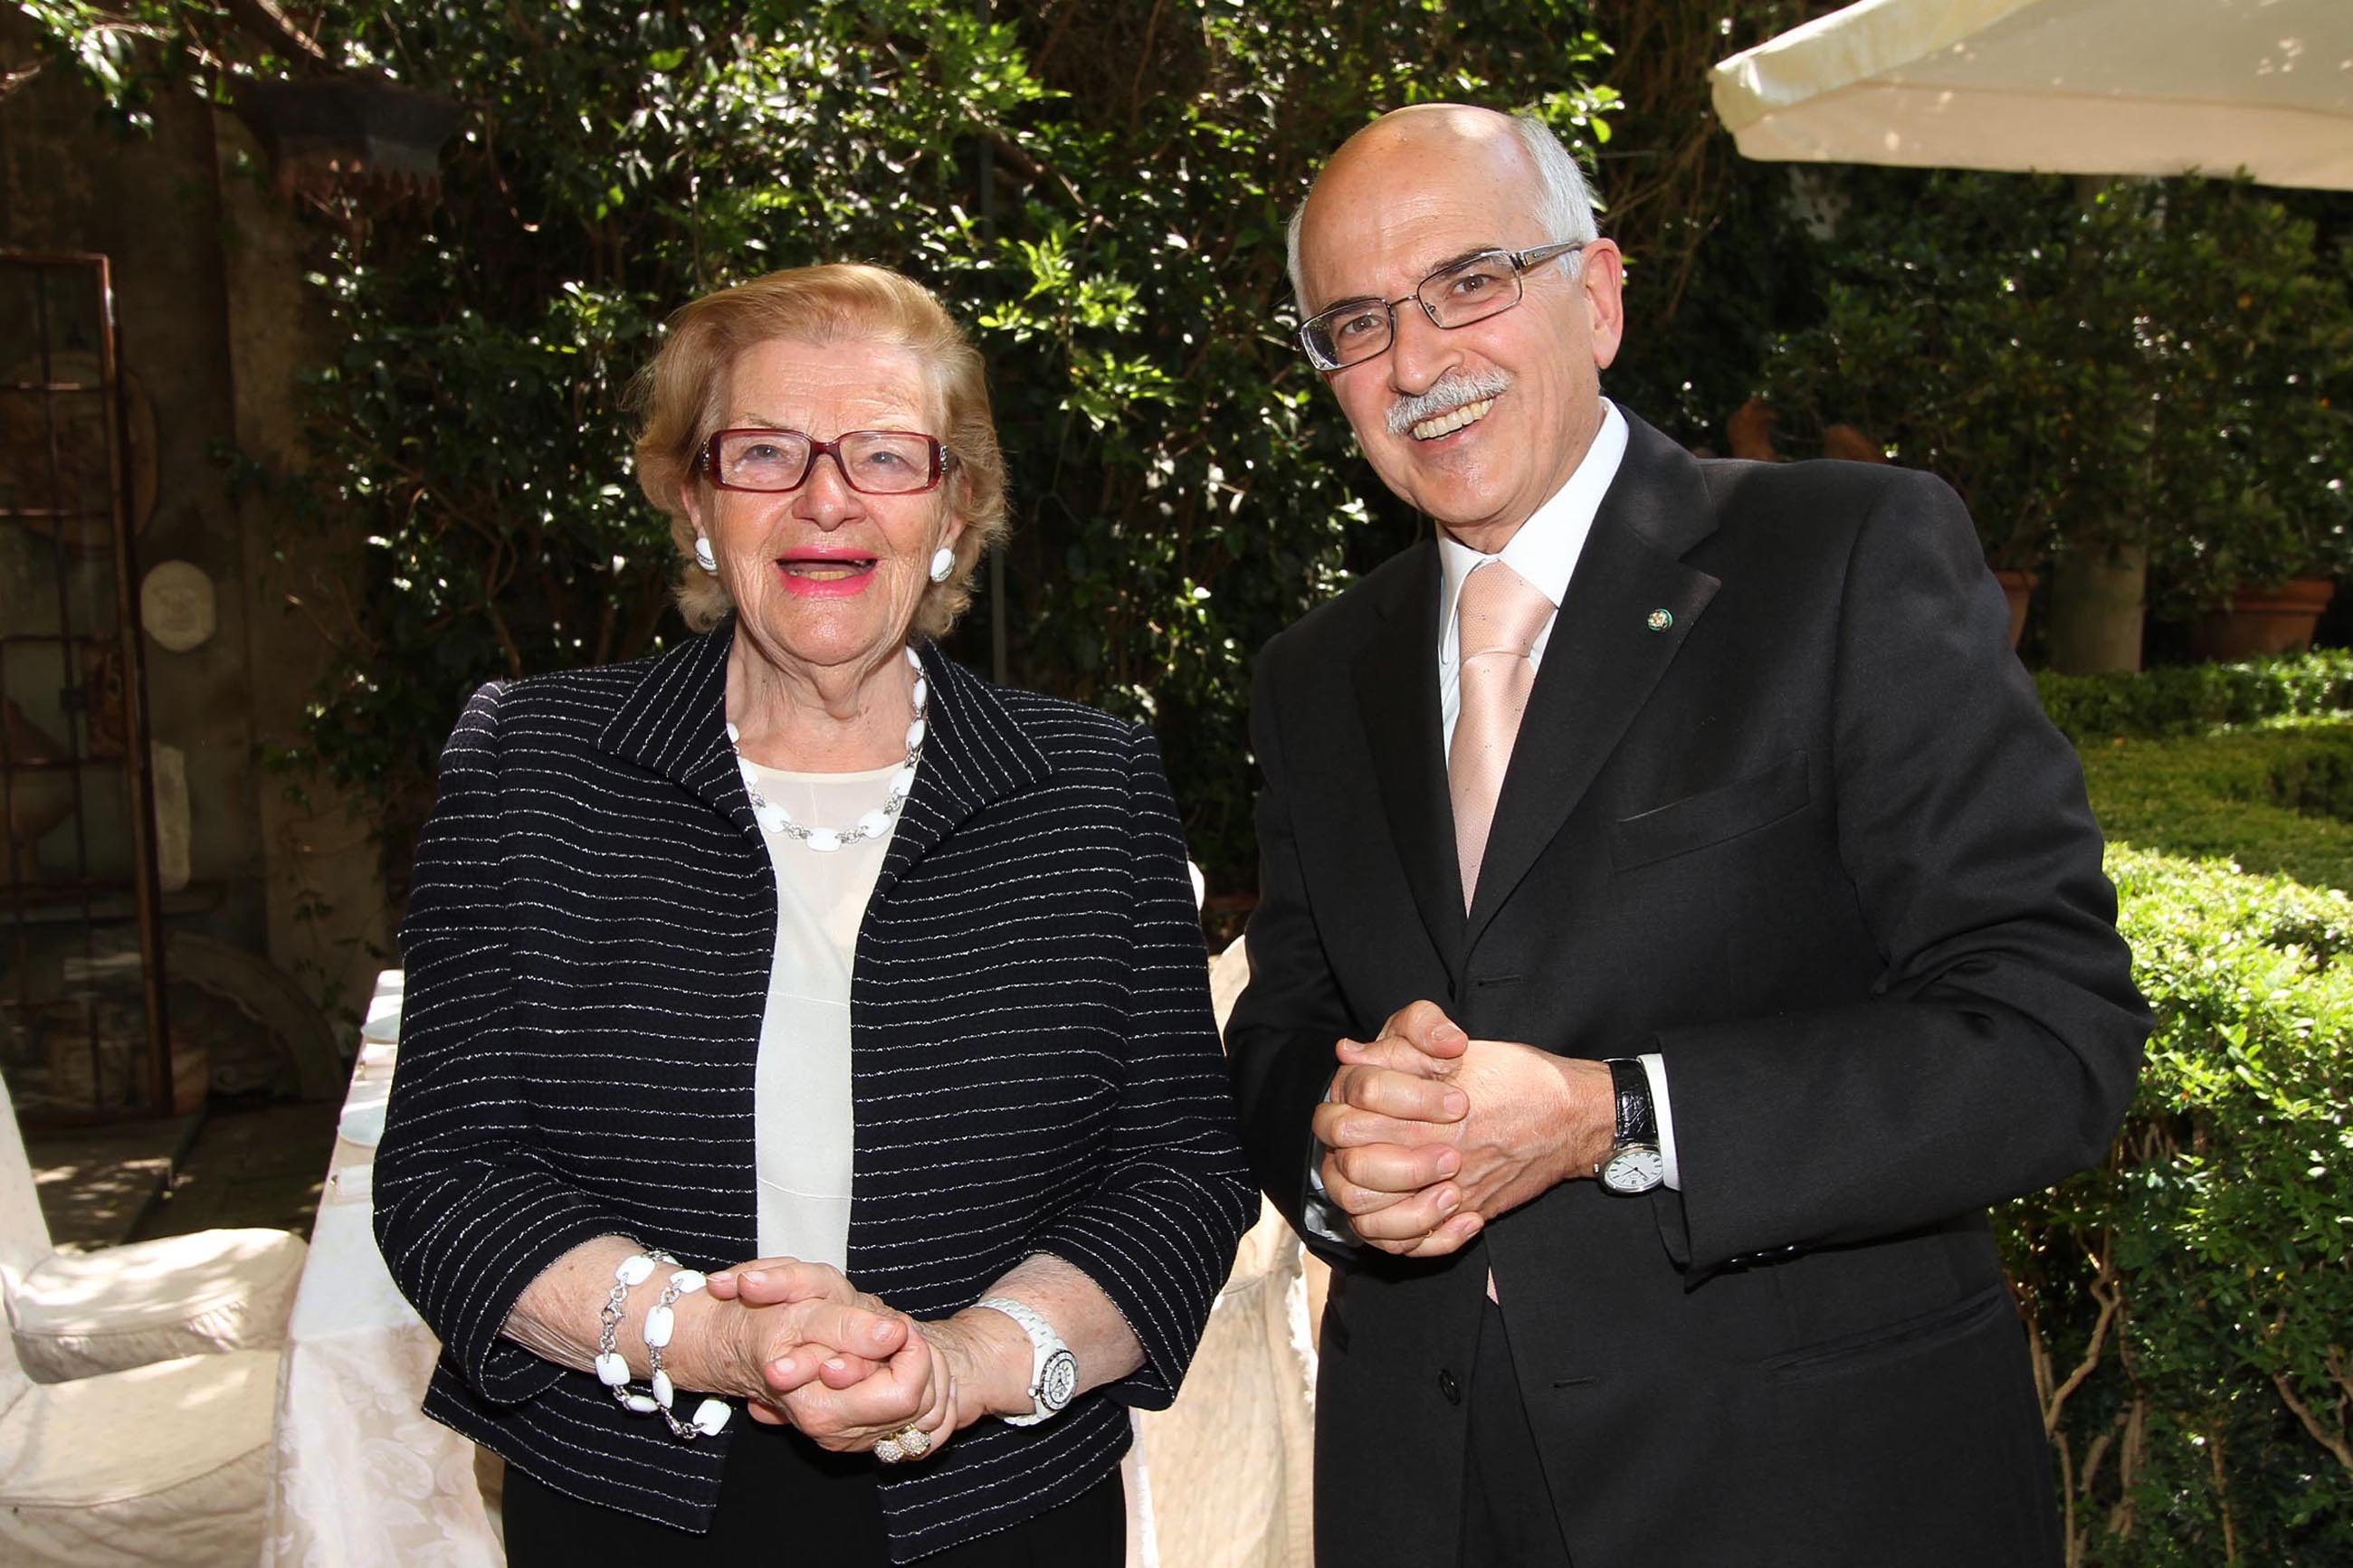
[1284,111,1602,310]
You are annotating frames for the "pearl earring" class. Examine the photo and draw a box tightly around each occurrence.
[693,537,717,573]
[929,546,956,584]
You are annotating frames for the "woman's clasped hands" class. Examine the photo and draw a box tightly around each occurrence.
[700,1259,1015,1464]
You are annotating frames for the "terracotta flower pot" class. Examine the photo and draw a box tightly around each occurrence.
[2189,577,2337,660]
[1991,569,2038,651]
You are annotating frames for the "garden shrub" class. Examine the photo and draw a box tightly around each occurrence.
[2015,675,2353,1563]
[2041,651,2353,745]
[1760,173,2353,611]
[2079,720,2353,894]
[2002,848,2353,1566]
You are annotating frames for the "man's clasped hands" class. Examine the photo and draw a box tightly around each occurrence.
[1312,1000,1620,1258]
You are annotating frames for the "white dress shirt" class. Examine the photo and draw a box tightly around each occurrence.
[1308,400,1680,1245]
[1433,401,1681,1190]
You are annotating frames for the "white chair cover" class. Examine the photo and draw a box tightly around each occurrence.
[14,1226,307,1383]
[0,1335,276,1566]
[1124,936,1319,1567]
[0,1071,307,1382]
[0,1066,61,1295]
[0,1079,281,1561]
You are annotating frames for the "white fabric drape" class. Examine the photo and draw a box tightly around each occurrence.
[1712,0,2353,191]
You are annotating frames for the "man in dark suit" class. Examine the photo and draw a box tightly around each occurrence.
[1224,104,2149,1566]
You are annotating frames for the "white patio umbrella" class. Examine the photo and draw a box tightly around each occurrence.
[1710,0,2353,191]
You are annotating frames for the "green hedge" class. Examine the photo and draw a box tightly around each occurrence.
[2002,848,2353,1565]
[2007,689,2353,1564]
[2078,721,2353,893]
[2039,651,2353,745]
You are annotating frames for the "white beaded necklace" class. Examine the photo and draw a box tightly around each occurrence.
[728,645,927,853]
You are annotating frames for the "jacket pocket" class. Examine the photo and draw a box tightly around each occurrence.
[1608,751,1811,871]
[1762,1283,2013,1384]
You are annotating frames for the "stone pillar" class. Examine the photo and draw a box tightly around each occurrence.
[213,111,391,1031]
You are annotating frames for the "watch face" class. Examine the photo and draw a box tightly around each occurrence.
[1039,1348,1080,1411]
[1602,1144,1664,1194]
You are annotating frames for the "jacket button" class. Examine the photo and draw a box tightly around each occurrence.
[1438,1369,1462,1405]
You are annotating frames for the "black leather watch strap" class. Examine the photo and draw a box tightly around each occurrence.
[1604,1057,1657,1145]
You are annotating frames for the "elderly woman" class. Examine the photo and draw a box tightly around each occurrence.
[374,262,1256,1564]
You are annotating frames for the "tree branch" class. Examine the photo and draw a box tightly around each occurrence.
[0,59,46,100]
[222,0,329,69]
[2045,1245,2122,1436]
[2208,1422,2238,1566]
[2273,1369,2353,1475]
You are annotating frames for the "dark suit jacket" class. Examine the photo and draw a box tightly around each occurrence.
[376,620,1256,1561]
[1226,413,2148,1567]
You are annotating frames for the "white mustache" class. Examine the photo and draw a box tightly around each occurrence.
[1386,370,1513,436]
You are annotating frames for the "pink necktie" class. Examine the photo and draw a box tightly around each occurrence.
[1450,561,1552,911]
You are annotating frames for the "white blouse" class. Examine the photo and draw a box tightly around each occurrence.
[746,759,900,1273]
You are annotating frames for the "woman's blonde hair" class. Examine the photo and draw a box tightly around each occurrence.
[630,263,1009,637]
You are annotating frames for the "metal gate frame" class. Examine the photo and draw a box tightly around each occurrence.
[0,250,172,1122]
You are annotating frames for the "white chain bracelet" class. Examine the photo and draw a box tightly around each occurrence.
[644,1268,731,1439]
[590,1249,733,1440]
[595,1250,674,1415]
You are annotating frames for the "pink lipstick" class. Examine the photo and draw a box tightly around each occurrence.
[775,549,880,598]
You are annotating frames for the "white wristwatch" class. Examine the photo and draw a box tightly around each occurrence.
[976,1296,1078,1427]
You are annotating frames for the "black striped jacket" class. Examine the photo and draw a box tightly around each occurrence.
[374,618,1256,1560]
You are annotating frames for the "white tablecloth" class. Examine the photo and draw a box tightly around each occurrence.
[262,972,503,1566]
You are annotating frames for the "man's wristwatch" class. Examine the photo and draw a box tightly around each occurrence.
[976,1297,1078,1426]
[1596,1057,1665,1195]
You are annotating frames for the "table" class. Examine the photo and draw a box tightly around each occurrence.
[262,970,504,1566]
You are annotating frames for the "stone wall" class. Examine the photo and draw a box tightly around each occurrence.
[0,14,387,1109]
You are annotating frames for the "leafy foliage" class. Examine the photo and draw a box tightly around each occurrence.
[2003,846,2353,1566]
[2077,719,2353,908]
[25,0,1620,898]
[1764,172,2353,609]
[2013,684,2353,1564]
[1582,0,1836,451]
[2039,651,2353,744]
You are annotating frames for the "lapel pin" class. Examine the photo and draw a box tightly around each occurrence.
[1646,608,1673,632]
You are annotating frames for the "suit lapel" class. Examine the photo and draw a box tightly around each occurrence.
[592,619,1050,885]
[874,643,1052,900]
[1464,416,1723,948]
[595,616,759,839]
[1349,543,1467,986]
